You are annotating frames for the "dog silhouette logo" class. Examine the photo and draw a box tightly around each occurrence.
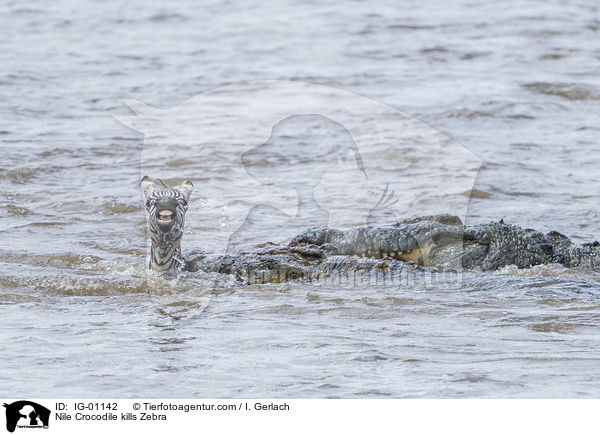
[3,401,50,433]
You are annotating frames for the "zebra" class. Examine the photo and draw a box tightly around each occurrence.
[141,176,194,272]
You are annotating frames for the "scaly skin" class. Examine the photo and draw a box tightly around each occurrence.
[181,214,600,283]
[185,244,413,284]
[288,214,600,272]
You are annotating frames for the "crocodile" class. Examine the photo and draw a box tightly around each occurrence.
[288,214,600,272]
[141,176,600,282]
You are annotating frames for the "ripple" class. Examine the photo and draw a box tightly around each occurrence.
[522,82,600,100]
[102,202,140,214]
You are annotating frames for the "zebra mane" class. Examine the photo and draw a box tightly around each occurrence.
[141,176,193,202]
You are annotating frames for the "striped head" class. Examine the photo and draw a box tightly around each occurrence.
[141,176,194,272]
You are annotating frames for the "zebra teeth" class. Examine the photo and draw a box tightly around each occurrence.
[158,210,174,223]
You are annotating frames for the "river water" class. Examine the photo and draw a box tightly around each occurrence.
[1,0,600,398]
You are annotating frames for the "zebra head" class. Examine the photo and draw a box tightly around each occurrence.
[141,176,194,272]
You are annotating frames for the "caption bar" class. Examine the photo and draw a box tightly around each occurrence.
[1,399,598,435]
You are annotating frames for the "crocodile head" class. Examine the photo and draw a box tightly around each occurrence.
[288,214,490,272]
[141,176,194,272]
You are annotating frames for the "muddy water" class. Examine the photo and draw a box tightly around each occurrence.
[1,0,600,397]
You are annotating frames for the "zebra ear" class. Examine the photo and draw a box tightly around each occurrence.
[141,175,159,199]
[178,180,194,200]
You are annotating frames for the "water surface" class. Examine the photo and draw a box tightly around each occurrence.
[1,0,599,397]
